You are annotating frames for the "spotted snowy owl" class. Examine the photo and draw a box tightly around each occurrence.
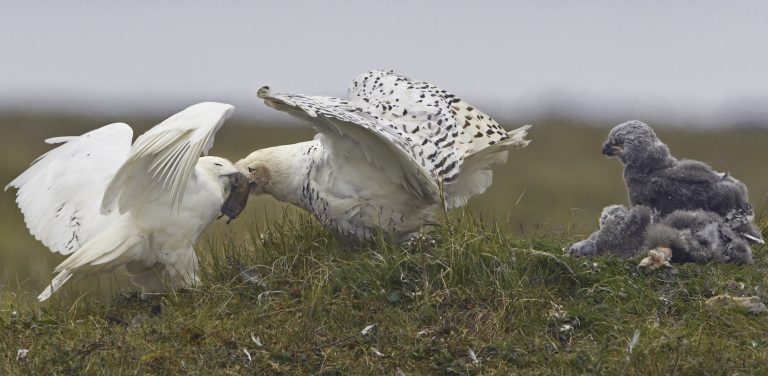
[237,70,531,243]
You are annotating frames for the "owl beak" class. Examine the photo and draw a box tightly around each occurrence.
[602,143,623,156]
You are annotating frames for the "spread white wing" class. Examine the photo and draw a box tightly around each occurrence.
[258,69,530,208]
[5,123,133,255]
[348,70,530,207]
[258,87,441,201]
[101,102,234,213]
[347,70,511,179]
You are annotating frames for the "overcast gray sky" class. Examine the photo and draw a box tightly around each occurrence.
[1,1,767,126]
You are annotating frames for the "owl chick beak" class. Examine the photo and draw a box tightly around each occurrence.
[601,143,624,156]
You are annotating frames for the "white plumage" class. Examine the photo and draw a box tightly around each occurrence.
[238,70,530,243]
[6,102,241,301]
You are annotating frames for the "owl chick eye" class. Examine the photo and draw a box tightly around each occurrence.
[214,163,223,167]
[248,167,255,173]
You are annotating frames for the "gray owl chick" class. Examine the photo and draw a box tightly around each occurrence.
[645,209,753,265]
[569,205,652,258]
[602,120,763,244]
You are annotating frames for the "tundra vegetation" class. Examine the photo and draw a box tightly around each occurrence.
[2,115,767,374]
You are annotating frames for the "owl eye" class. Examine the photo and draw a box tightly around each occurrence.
[248,167,255,172]
[214,163,223,167]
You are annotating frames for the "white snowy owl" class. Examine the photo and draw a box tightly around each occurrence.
[6,102,249,301]
[237,70,531,243]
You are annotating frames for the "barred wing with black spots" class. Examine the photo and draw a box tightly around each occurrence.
[347,70,530,207]
[349,70,514,169]
[245,70,531,243]
[258,87,440,201]
[257,71,530,206]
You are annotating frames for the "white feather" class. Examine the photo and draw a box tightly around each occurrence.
[5,123,133,254]
[259,88,439,201]
[243,70,530,242]
[7,102,237,301]
[444,125,531,208]
[742,233,764,244]
[102,102,234,213]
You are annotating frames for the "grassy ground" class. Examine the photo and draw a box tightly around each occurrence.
[2,209,767,374]
[2,114,768,374]
[4,114,768,288]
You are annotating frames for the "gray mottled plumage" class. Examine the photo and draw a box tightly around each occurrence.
[602,120,763,244]
[595,205,653,258]
[568,235,597,258]
[645,209,753,265]
[570,205,754,265]
[569,205,652,258]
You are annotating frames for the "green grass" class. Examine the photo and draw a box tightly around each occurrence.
[3,114,768,373]
[5,115,768,289]
[2,209,767,374]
